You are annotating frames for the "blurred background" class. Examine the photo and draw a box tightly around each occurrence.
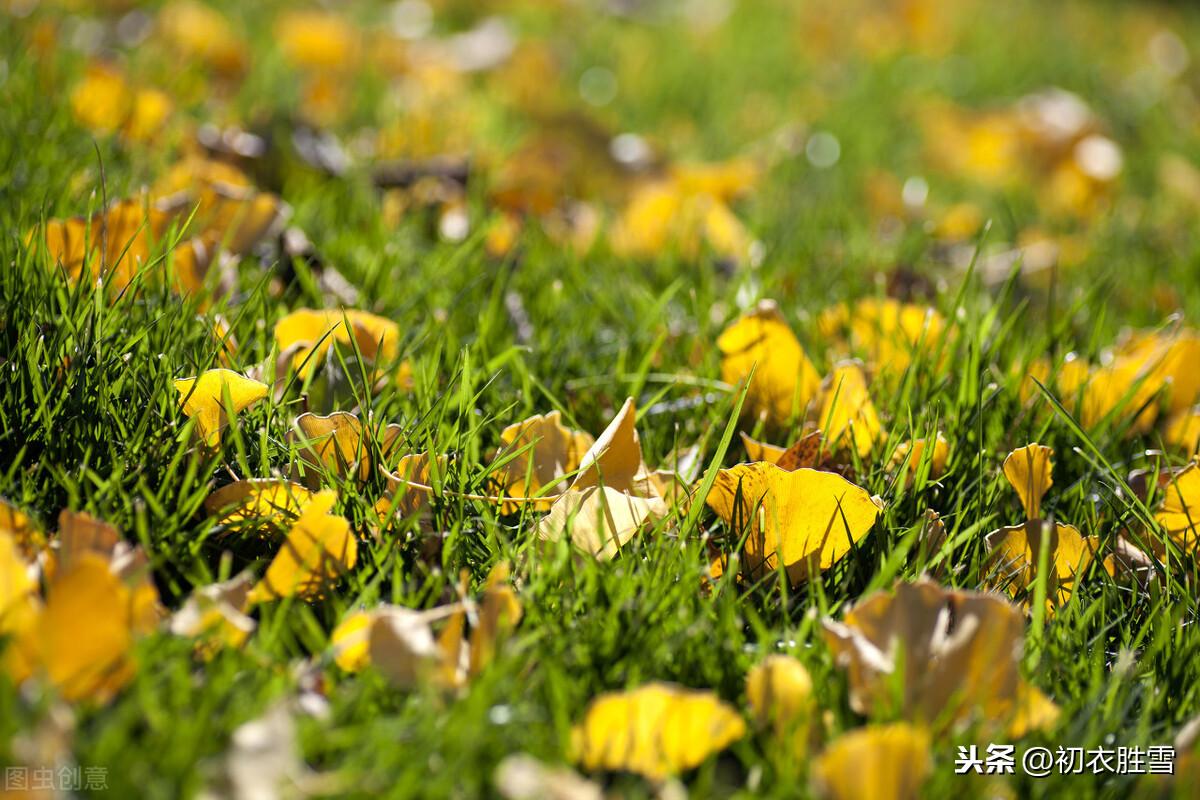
[5,0,1200,328]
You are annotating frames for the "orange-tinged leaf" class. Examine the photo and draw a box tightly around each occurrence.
[739,432,787,464]
[1002,444,1054,520]
[813,723,931,800]
[247,491,356,603]
[718,301,821,426]
[571,683,746,779]
[706,463,880,584]
[174,369,269,447]
[381,452,446,518]
[468,562,522,677]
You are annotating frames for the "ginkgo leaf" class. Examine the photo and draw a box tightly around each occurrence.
[158,0,248,76]
[51,510,164,634]
[718,301,821,426]
[536,486,663,560]
[205,479,315,537]
[367,607,444,688]
[293,412,403,484]
[706,463,881,584]
[818,362,884,458]
[740,432,788,464]
[1154,463,1200,558]
[822,579,1055,734]
[42,195,176,291]
[571,683,746,779]
[890,434,949,481]
[175,369,269,447]
[169,573,256,654]
[0,499,45,559]
[274,308,400,379]
[1165,407,1200,453]
[381,452,446,518]
[1003,444,1054,520]
[745,655,814,735]
[812,723,931,800]
[468,563,523,677]
[30,554,137,703]
[985,520,1098,609]
[0,530,37,637]
[817,297,947,377]
[247,491,356,603]
[568,398,656,497]
[492,411,594,510]
[330,610,374,673]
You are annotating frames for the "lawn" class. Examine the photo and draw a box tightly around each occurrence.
[4,0,1200,798]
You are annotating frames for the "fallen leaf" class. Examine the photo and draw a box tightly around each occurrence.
[175,369,269,447]
[706,463,881,584]
[571,682,746,780]
[812,723,930,800]
[718,301,821,426]
[247,491,356,603]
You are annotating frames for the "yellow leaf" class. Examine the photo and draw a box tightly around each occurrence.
[293,412,403,484]
[274,308,400,379]
[468,562,523,677]
[1154,463,1200,558]
[0,499,45,560]
[1002,444,1054,520]
[739,432,787,464]
[718,301,821,426]
[330,610,374,672]
[571,683,746,779]
[823,580,1034,732]
[745,655,814,735]
[818,362,884,458]
[492,411,594,510]
[569,398,656,497]
[169,573,256,654]
[158,1,247,75]
[174,369,269,447]
[890,434,949,481]
[0,531,37,637]
[276,10,358,71]
[205,479,315,536]
[33,554,137,703]
[1165,407,1200,454]
[813,723,931,800]
[536,487,663,560]
[985,520,1098,610]
[247,491,356,603]
[706,463,880,584]
[381,452,445,518]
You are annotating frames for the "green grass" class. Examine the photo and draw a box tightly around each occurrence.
[5,0,1200,797]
